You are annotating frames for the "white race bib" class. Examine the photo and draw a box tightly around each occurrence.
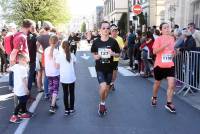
[98,48,111,59]
[71,41,76,46]
[162,54,173,63]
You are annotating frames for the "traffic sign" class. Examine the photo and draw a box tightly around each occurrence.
[133,4,142,15]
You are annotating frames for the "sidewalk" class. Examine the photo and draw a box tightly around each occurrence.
[119,59,200,111]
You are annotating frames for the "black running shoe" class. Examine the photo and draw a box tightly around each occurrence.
[151,97,157,106]
[49,106,56,113]
[165,102,176,113]
[64,111,70,116]
[98,104,107,116]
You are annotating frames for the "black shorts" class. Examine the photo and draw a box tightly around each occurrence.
[96,71,112,85]
[154,66,175,81]
[112,61,119,70]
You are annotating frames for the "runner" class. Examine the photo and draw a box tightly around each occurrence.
[151,22,176,113]
[91,21,120,116]
[110,24,124,91]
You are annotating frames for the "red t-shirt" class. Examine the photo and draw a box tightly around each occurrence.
[152,35,175,68]
[13,32,29,60]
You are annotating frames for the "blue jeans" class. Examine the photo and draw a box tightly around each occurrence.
[28,63,36,91]
[44,74,48,96]
[9,71,14,87]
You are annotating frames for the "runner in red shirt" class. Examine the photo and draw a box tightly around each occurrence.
[151,23,176,113]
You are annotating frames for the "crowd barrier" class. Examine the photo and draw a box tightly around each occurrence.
[175,50,200,96]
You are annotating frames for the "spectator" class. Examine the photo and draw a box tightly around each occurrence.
[187,23,200,49]
[127,29,136,70]
[0,29,8,75]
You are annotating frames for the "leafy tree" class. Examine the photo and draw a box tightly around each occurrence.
[1,0,70,26]
[81,22,86,33]
[117,13,127,37]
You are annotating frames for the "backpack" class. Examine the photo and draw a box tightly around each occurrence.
[4,32,21,55]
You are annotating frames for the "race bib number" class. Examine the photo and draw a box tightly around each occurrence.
[71,41,76,46]
[162,54,173,63]
[98,48,111,59]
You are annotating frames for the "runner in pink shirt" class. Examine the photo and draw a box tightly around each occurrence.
[151,23,176,113]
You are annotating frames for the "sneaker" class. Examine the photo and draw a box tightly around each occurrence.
[165,103,176,113]
[69,109,76,114]
[98,104,107,116]
[151,97,157,106]
[49,106,56,113]
[19,112,32,119]
[110,84,116,91]
[64,110,70,116]
[9,115,22,123]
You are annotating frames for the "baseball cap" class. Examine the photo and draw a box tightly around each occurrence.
[110,24,118,31]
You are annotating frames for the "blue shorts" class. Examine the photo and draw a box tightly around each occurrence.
[96,71,112,85]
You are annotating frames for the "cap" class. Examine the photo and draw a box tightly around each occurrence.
[110,25,118,31]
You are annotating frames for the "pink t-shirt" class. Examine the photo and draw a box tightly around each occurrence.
[152,35,175,68]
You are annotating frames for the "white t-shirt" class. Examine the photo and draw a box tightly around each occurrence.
[56,50,76,84]
[44,47,60,77]
[10,64,29,96]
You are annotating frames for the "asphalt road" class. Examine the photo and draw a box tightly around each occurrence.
[23,51,200,134]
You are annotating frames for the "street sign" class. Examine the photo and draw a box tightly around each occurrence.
[133,4,142,15]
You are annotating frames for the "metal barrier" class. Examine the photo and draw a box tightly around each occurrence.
[175,51,200,96]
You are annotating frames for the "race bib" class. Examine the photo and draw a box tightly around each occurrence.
[98,48,111,59]
[162,54,173,63]
[71,41,76,46]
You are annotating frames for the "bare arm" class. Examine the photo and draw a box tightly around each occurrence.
[36,41,43,54]
[10,49,19,65]
[93,52,101,60]
[153,44,168,54]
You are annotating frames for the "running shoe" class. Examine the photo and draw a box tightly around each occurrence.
[98,104,107,116]
[64,110,70,116]
[165,103,176,113]
[49,106,56,113]
[110,84,116,91]
[9,115,22,123]
[151,97,157,106]
[19,112,33,119]
[70,109,76,114]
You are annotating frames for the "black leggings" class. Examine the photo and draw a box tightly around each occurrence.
[62,83,75,111]
[14,95,28,115]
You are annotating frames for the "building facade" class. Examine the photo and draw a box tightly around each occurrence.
[165,0,200,28]
[103,0,128,24]
[96,6,104,28]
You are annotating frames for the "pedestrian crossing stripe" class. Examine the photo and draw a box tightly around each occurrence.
[88,67,139,78]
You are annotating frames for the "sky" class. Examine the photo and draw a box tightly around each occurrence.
[69,0,103,16]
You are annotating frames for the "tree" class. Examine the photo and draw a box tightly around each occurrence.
[1,0,70,26]
[117,13,127,37]
[81,22,86,33]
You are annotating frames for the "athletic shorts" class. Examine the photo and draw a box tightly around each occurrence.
[96,71,113,85]
[112,61,119,70]
[154,66,175,81]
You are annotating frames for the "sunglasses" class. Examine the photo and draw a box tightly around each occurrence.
[101,27,110,30]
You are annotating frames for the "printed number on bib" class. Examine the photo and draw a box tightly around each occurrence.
[98,48,111,59]
[71,42,76,46]
[162,54,173,63]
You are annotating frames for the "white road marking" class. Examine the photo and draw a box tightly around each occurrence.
[14,92,43,134]
[88,67,97,77]
[0,86,8,89]
[118,67,138,76]
[88,66,139,77]
[0,93,14,101]
[0,105,6,110]
[81,53,90,60]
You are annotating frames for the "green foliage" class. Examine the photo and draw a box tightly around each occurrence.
[1,0,70,25]
[117,13,127,36]
[81,22,86,33]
